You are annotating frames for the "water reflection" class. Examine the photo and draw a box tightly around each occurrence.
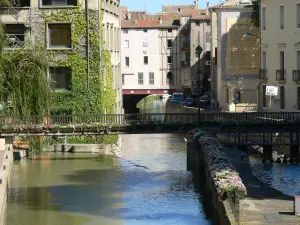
[6,97,212,225]
[250,160,300,196]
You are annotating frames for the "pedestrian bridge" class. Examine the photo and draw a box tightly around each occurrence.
[0,112,300,136]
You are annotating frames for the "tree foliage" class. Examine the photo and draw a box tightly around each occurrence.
[1,45,51,116]
[251,0,260,27]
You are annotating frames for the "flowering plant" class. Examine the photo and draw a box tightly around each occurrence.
[188,128,247,200]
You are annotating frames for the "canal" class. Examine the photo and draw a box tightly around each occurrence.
[5,97,213,225]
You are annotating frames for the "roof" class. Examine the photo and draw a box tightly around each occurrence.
[121,20,161,29]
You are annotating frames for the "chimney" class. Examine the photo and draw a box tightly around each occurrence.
[194,0,199,9]
[159,16,162,24]
[127,12,131,20]
[134,18,138,25]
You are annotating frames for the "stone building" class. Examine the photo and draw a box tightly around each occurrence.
[259,0,300,112]
[0,0,122,114]
[209,0,260,112]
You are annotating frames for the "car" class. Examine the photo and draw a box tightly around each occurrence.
[181,98,195,107]
[199,93,211,104]
[170,93,184,104]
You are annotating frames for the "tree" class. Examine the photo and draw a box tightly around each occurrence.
[251,0,260,27]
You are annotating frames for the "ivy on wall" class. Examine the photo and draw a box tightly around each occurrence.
[44,2,118,144]
[251,0,260,27]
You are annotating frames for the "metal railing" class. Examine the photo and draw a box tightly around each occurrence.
[4,34,25,47]
[293,70,300,82]
[0,112,300,127]
[259,69,268,80]
[276,69,286,81]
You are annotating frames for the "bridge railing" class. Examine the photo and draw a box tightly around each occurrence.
[0,112,299,127]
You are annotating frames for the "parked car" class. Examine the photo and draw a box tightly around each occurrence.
[199,92,211,104]
[181,98,195,107]
[170,93,184,104]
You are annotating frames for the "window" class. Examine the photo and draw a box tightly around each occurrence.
[48,23,71,48]
[49,67,72,90]
[122,74,124,85]
[280,5,284,29]
[4,24,26,47]
[13,0,30,7]
[143,29,148,33]
[177,8,180,13]
[298,87,300,110]
[214,47,217,66]
[149,72,154,85]
[195,21,200,26]
[168,28,172,33]
[297,4,300,28]
[262,85,267,108]
[41,0,77,6]
[185,52,190,62]
[124,40,129,48]
[262,52,266,69]
[167,56,172,64]
[280,86,285,109]
[143,42,148,47]
[144,56,148,65]
[297,51,300,70]
[125,57,129,67]
[138,72,143,85]
[280,51,284,70]
[262,7,266,30]
[123,29,128,34]
[207,21,211,26]
[167,72,173,85]
[167,39,172,48]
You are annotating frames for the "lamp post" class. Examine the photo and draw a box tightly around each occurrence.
[195,44,203,126]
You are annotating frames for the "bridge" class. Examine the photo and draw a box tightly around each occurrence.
[122,89,176,113]
[0,112,299,136]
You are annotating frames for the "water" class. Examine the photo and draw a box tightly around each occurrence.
[250,159,300,196]
[6,97,212,225]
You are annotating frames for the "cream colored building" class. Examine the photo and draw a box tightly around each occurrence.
[209,1,260,112]
[260,0,300,112]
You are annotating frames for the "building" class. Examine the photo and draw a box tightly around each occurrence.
[259,0,300,112]
[121,2,211,106]
[0,0,122,114]
[209,0,260,112]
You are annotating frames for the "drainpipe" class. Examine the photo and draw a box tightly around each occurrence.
[85,0,90,111]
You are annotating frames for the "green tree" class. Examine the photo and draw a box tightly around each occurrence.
[251,0,260,27]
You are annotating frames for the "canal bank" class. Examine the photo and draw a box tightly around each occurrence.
[0,139,13,225]
[189,129,300,225]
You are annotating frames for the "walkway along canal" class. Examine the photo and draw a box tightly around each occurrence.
[5,97,214,225]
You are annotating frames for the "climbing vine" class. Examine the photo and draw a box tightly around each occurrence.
[44,2,118,144]
[251,0,260,27]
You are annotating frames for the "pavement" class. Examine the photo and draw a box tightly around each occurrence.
[218,136,300,225]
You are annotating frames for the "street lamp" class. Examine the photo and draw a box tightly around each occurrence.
[195,45,203,126]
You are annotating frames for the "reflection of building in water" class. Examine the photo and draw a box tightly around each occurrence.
[209,1,259,112]
[259,0,300,112]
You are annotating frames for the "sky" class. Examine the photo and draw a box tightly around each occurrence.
[121,0,223,13]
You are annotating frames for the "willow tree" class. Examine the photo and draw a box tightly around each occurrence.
[1,45,51,117]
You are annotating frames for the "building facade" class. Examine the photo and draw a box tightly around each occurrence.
[0,0,122,114]
[121,21,161,90]
[121,3,211,97]
[209,1,260,112]
[260,0,300,112]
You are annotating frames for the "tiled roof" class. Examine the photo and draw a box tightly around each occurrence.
[121,20,161,29]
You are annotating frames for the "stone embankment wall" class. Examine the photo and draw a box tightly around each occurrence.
[187,129,247,225]
[0,138,14,225]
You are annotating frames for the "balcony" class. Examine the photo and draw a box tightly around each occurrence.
[276,70,286,82]
[4,34,25,48]
[4,24,26,48]
[259,69,268,81]
[181,61,190,68]
[293,70,300,82]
